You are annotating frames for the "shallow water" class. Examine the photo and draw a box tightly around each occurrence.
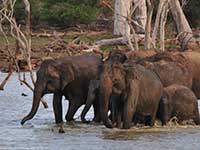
[0,72,200,150]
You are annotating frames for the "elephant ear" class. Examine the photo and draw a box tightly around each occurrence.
[59,63,75,90]
[47,65,60,79]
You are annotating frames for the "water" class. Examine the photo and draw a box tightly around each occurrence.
[0,73,200,150]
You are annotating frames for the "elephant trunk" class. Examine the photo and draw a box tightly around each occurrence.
[100,84,113,128]
[21,87,43,125]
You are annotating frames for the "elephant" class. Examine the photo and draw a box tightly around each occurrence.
[80,50,128,124]
[136,51,200,99]
[99,60,163,129]
[157,84,200,125]
[139,60,193,88]
[21,53,103,126]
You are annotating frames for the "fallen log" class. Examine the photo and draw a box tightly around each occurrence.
[95,34,144,47]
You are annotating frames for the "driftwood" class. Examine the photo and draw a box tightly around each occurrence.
[95,34,144,47]
[0,70,14,90]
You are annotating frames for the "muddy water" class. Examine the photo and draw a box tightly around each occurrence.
[0,73,200,150]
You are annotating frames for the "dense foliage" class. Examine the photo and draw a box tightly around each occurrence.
[15,0,99,27]
[14,0,200,28]
[184,0,200,27]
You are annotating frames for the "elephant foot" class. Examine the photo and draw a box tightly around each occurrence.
[82,119,91,124]
[123,123,131,129]
[66,120,76,126]
[57,123,65,134]
[104,120,114,128]
[58,127,65,133]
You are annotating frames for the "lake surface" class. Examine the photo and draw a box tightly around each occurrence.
[0,72,200,150]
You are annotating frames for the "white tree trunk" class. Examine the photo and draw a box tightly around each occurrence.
[23,0,30,35]
[152,0,166,45]
[144,0,155,50]
[159,2,169,51]
[132,0,147,33]
[114,0,131,36]
[169,0,195,50]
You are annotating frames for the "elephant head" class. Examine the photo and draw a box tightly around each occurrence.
[106,50,128,63]
[99,61,126,128]
[21,59,74,125]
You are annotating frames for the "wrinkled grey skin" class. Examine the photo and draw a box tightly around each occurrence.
[136,51,200,99]
[98,51,128,128]
[99,59,163,129]
[80,50,127,124]
[21,53,103,125]
[157,84,200,125]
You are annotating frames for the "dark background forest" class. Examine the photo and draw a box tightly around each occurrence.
[14,0,200,29]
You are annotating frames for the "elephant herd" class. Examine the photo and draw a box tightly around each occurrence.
[21,50,200,132]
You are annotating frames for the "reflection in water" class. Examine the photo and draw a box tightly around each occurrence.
[0,73,200,150]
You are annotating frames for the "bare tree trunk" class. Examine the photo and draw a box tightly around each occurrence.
[152,0,166,46]
[144,0,156,50]
[159,2,169,51]
[132,0,147,34]
[114,0,131,36]
[23,0,30,35]
[169,0,195,50]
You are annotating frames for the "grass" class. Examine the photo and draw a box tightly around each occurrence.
[0,31,115,52]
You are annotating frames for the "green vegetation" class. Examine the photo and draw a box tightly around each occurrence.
[184,0,200,27]
[14,0,100,27]
[13,0,200,28]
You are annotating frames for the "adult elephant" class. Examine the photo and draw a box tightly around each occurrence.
[136,51,200,98]
[21,53,103,125]
[139,60,193,88]
[157,84,200,125]
[99,61,163,129]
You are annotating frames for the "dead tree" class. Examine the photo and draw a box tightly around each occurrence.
[23,0,30,35]
[96,0,144,51]
[144,0,156,50]
[132,0,147,34]
[169,0,195,50]
[159,1,169,51]
[0,0,48,108]
[113,0,131,36]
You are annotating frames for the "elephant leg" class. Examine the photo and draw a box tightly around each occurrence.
[92,99,101,123]
[81,102,93,123]
[110,96,116,124]
[65,101,81,122]
[53,92,63,124]
[193,106,200,125]
[116,108,122,128]
[193,116,200,125]
[123,103,134,129]
[149,103,160,126]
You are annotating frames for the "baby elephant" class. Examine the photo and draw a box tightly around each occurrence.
[157,84,200,125]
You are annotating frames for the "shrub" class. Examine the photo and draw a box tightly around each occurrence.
[41,2,98,27]
[14,0,99,27]
[184,0,200,27]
